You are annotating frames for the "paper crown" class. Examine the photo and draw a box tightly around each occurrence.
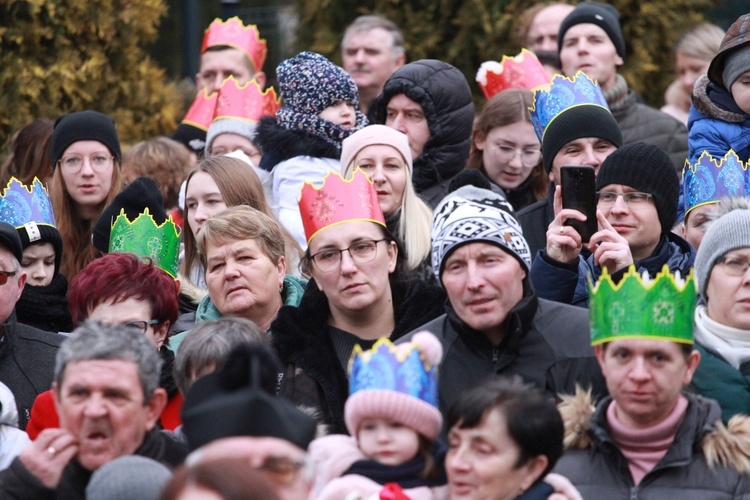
[683,150,749,216]
[589,265,696,346]
[476,49,551,100]
[348,337,439,407]
[212,76,281,123]
[298,168,384,243]
[529,71,610,142]
[201,16,267,72]
[109,209,181,279]
[181,88,219,131]
[0,177,56,229]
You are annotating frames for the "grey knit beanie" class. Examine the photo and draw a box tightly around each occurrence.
[722,46,750,90]
[85,456,172,500]
[695,199,750,297]
[205,118,259,156]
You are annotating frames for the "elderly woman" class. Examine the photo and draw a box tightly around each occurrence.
[690,198,750,422]
[446,377,566,500]
[271,170,445,434]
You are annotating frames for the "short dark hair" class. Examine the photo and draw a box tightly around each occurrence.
[447,376,563,477]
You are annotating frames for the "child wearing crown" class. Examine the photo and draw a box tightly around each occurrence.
[308,332,449,500]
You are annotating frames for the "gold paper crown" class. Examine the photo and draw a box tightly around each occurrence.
[201,17,267,72]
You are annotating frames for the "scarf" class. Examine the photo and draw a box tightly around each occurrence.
[14,273,74,333]
[344,440,447,488]
[694,305,750,369]
[602,74,630,113]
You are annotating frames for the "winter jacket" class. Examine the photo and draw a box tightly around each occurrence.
[606,75,689,172]
[689,342,750,424]
[661,79,691,126]
[530,232,695,307]
[0,312,63,430]
[169,274,307,354]
[688,74,750,165]
[517,184,555,260]
[402,281,606,418]
[271,278,446,434]
[0,382,29,470]
[373,60,475,208]
[554,390,750,499]
[0,428,188,499]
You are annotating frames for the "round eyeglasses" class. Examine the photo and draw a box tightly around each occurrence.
[308,239,387,273]
[57,153,114,172]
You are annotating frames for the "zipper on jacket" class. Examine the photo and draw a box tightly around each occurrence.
[492,348,499,364]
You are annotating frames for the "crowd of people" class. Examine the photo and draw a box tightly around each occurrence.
[0,2,749,499]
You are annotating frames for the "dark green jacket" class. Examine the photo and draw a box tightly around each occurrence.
[689,343,750,424]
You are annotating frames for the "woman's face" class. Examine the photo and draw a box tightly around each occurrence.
[446,408,546,500]
[675,52,711,95]
[681,203,718,251]
[475,122,540,190]
[59,140,114,218]
[21,242,55,287]
[706,247,750,330]
[353,144,408,217]
[185,171,228,238]
[308,220,397,317]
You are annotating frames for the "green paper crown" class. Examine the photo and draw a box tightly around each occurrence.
[109,208,181,279]
[589,265,696,346]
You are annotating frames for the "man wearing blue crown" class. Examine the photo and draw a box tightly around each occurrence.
[554,266,750,497]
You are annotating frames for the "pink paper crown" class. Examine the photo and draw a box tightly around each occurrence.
[182,88,219,131]
[298,169,385,243]
[476,49,550,100]
[212,77,281,123]
[201,16,267,72]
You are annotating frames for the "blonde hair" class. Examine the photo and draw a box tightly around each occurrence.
[342,148,431,271]
[50,160,123,281]
[674,23,725,62]
[181,156,302,283]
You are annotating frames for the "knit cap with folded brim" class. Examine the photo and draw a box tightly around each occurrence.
[85,456,172,500]
[205,118,260,156]
[339,125,412,174]
[431,185,530,283]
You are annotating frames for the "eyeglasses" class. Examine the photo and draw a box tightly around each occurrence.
[308,239,387,273]
[0,270,17,286]
[57,153,114,172]
[489,144,541,168]
[717,256,750,277]
[596,192,654,206]
[122,319,161,334]
[257,455,307,485]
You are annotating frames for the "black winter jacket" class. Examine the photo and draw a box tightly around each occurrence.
[373,60,474,208]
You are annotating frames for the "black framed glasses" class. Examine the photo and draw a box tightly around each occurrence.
[0,270,17,286]
[596,191,653,206]
[122,319,161,334]
[309,239,387,273]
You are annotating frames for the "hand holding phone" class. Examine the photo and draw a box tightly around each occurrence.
[560,165,597,243]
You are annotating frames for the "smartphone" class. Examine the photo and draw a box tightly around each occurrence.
[560,165,597,243]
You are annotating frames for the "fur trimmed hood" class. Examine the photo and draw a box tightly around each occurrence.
[255,116,341,171]
[559,386,750,474]
[691,74,746,124]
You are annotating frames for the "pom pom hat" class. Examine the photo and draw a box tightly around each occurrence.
[345,331,443,440]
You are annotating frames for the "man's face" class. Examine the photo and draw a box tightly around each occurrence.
[440,242,526,345]
[196,48,265,94]
[596,340,699,429]
[526,3,575,53]
[385,94,431,160]
[597,184,662,261]
[53,359,164,471]
[342,28,404,99]
[0,246,25,323]
[549,137,618,184]
[559,23,623,91]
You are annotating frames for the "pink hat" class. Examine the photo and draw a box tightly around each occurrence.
[345,331,443,440]
[340,125,412,175]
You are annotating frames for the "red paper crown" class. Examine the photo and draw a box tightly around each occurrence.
[476,49,551,100]
[201,16,267,72]
[182,88,219,131]
[298,168,385,243]
[212,77,281,123]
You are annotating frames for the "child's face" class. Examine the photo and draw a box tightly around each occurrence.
[731,70,750,115]
[319,100,356,128]
[21,242,55,287]
[358,418,420,466]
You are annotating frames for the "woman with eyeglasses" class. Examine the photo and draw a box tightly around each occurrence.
[690,198,750,423]
[50,111,123,282]
[466,89,546,211]
[271,170,445,435]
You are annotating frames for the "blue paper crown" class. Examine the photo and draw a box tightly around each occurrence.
[529,71,610,142]
[348,338,438,408]
[0,177,56,229]
[683,150,749,216]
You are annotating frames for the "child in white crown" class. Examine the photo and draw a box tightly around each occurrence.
[308,332,448,500]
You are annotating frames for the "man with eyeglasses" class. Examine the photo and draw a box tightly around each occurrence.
[0,222,63,430]
[530,142,695,307]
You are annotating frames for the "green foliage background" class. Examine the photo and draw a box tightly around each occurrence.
[0,0,182,149]
[297,0,713,107]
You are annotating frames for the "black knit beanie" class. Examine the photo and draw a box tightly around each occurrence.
[595,142,679,232]
[92,177,166,253]
[51,110,122,167]
[170,123,207,156]
[16,225,64,276]
[542,105,623,173]
[558,2,626,61]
